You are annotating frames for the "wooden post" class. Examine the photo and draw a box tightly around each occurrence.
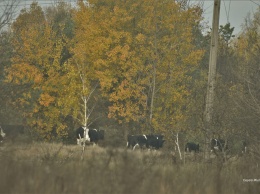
[204,0,221,159]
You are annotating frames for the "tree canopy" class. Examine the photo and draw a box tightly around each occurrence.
[3,0,260,148]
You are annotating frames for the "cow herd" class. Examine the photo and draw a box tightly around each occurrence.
[185,138,247,154]
[75,127,247,154]
[0,124,248,154]
[75,126,165,150]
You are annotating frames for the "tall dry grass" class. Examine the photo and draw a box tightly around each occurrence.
[0,142,259,194]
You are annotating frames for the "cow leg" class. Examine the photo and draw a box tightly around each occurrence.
[133,143,139,150]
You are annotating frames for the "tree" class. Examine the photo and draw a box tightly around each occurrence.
[0,0,21,124]
[5,2,75,140]
[231,8,260,153]
[72,0,205,143]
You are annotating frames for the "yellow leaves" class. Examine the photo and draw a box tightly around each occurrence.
[235,35,248,58]
[71,0,204,127]
[39,93,55,107]
[107,44,131,63]
[5,63,43,85]
[182,49,205,67]
[135,33,146,43]
[5,0,206,139]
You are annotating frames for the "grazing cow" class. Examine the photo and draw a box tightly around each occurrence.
[127,135,138,149]
[0,126,6,143]
[127,134,165,150]
[137,135,148,148]
[146,134,165,149]
[76,126,90,145]
[211,138,228,152]
[88,129,105,144]
[185,142,199,153]
[127,134,147,150]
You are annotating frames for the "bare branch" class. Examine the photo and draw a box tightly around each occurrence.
[0,0,20,31]
[85,82,98,104]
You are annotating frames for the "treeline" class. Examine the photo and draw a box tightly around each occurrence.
[0,1,259,150]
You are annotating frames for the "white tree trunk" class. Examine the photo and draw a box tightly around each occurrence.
[175,133,182,160]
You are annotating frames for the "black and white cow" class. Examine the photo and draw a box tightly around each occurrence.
[185,142,200,153]
[126,135,138,149]
[127,134,147,150]
[0,126,6,143]
[88,129,105,144]
[127,134,165,150]
[76,127,105,145]
[76,126,90,145]
[211,138,228,152]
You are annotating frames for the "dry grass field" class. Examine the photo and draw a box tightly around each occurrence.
[0,142,259,194]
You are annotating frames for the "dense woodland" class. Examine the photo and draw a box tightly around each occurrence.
[0,0,260,156]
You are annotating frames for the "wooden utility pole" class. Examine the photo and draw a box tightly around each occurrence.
[204,0,221,159]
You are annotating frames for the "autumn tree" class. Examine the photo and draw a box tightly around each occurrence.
[5,0,206,142]
[5,2,75,140]
[72,0,205,143]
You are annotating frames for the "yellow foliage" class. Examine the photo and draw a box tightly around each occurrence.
[6,0,205,139]
[39,93,55,107]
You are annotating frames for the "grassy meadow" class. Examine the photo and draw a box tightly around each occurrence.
[0,142,259,194]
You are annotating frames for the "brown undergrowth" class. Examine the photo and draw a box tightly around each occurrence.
[0,142,259,194]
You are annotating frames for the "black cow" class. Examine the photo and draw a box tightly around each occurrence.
[146,134,165,149]
[127,134,148,150]
[185,142,199,153]
[0,126,6,143]
[76,126,90,145]
[88,129,105,144]
[127,135,139,149]
[211,138,228,152]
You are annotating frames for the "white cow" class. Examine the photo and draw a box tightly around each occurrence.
[76,126,90,145]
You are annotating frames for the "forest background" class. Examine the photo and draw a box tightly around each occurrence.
[0,0,260,152]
